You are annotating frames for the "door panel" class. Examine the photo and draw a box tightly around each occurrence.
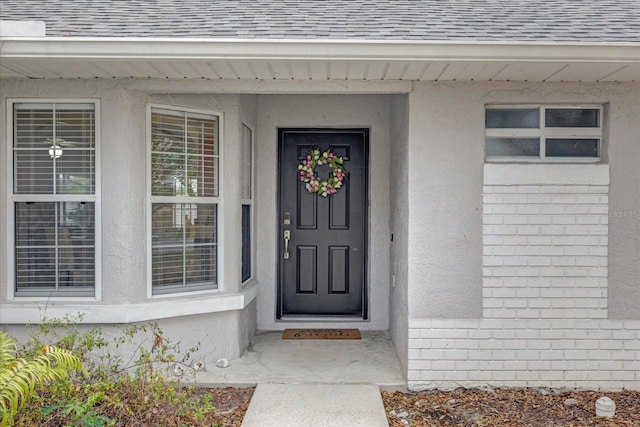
[278,129,368,317]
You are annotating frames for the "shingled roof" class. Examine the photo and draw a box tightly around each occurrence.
[1,0,639,42]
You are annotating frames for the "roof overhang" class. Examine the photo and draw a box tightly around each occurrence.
[1,37,639,82]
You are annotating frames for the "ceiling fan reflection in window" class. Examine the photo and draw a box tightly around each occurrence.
[43,114,94,159]
[44,136,90,159]
[46,138,65,159]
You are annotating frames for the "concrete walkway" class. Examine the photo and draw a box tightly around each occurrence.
[190,330,402,426]
[241,384,389,427]
[192,330,404,386]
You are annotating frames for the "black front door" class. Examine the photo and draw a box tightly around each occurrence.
[278,129,368,318]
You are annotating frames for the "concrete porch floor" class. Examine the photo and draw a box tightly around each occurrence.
[190,330,405,386]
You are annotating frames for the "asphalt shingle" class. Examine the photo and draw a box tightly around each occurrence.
[0,0,638,42]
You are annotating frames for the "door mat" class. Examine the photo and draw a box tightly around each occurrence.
[282,328,361,340]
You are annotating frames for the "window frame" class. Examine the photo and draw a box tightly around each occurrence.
[240,123,255,285]
[485,104,603,162]
[146,103,224,298]
[6,98,102,300]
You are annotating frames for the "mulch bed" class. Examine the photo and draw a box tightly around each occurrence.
[193,386,255,427]
[382,388,640,426]
[194,386,639,426]
[78,385,637,426]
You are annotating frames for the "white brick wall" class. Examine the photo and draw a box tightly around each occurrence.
[408,164,640,391]
[408,318,640,390]
[483,184,609,321]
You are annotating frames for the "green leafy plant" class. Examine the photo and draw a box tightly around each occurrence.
[42,389,111,427]
[12,317,219,426]
[0,331,83,426]
[25,313,108,362]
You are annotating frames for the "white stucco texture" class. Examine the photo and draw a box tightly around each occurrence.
[607,85,640,319]
[389,94,410,374]
[407,81,640,390]
[2,309,249,366]
[406,81,639,320]
[1,76,639,390]
[407,83,484,319]
[0,79,258,360]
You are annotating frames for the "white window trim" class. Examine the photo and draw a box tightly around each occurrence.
[146,103,224,299]
[241,123,255,286]
[485,104,603,163]
[5,98,102,301]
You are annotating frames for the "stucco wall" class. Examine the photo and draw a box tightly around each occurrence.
[0,79,257,361]
[407,81,640,390]
[0,79,149,305]
[407,81,639,320]
[407,84,484,318]
[389,94,409,374]
[3,309,249,366]
[254,94,392,330]
[2,76,637,387]
[236,95,259,350]
[608,85,640,318]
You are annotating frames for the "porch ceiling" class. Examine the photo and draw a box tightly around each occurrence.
[1,38,639,82]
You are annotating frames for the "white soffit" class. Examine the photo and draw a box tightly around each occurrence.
[0,38,638,82]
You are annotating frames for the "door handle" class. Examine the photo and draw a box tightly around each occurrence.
[283,229,291,260]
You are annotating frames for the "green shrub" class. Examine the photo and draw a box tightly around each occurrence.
[10,317,213,426]
[0,331,83,426]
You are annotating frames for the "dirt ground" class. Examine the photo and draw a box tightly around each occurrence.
[201,386,639,426]
[196,386,255,427]
[382,388,640,427]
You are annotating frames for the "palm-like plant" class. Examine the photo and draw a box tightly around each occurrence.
[0,331,83,426]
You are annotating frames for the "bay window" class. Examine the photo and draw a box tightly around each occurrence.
[148,106,220,295]
[241,124,253,284]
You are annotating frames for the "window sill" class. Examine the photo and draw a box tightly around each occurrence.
[484,163,610,186]
[242,277,256,288]
[0,283,258,324]
[485,157,601,164]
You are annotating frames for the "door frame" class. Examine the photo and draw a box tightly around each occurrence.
[276,127,369,320]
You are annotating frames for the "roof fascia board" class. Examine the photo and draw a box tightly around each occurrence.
[1,38,639,63]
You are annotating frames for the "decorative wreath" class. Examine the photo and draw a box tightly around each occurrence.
[298,149,347,197]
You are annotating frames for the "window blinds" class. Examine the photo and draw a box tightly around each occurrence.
[150,107,219,293]
[13,103,96,295]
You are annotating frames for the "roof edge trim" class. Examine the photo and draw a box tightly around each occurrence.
[1,38,639,63]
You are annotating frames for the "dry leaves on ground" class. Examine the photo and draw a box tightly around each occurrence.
[119,386,255,427]
[189,386,255,427]
[382,389,640,427]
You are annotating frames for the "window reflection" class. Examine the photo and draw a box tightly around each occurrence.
[15,202,95,290]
